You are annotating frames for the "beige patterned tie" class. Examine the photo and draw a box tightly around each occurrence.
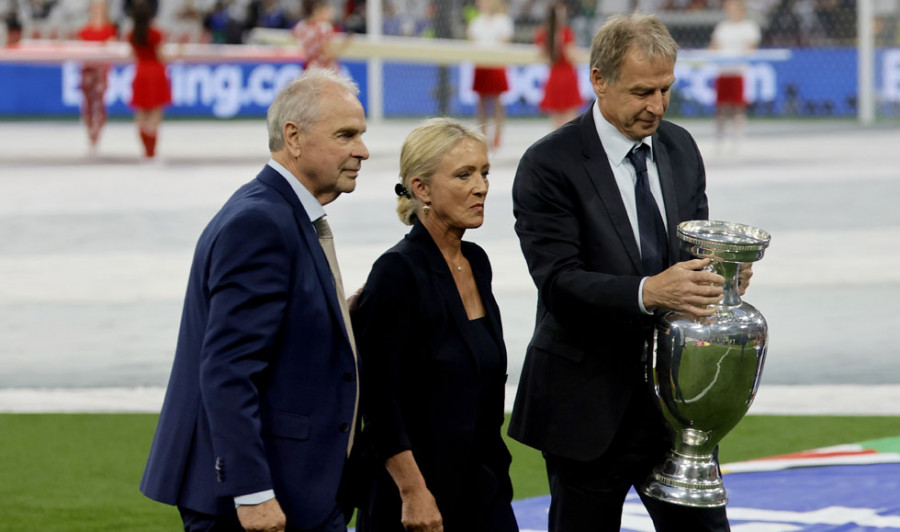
[313,216,359,454]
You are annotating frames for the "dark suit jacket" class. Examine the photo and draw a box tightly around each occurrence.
[140,165,358,528]
[508,110,709,461]
[351,223,515,530]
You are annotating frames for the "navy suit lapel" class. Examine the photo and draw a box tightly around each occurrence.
[255,166,351,347]
[579,111,643,273]
[652,133,680,263]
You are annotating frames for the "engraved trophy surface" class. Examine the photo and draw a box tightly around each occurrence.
[640,220,771,508]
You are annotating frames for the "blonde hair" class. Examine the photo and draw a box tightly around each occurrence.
[396,118,487,226]
[267,68,359,152]
[590,12,678,84]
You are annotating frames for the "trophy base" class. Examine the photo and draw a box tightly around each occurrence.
[640,451,727,508]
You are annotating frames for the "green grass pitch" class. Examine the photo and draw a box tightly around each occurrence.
[0,413,897,530]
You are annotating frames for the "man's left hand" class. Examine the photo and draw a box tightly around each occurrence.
[738,262,753,296]
[348,285,364,312]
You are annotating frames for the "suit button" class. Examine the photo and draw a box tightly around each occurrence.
[339,423,350,433]
[343,372,354,382]
[215,457,225,482]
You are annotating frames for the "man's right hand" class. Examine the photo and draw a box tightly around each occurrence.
[643,258,725,317]
[236,498,286,532]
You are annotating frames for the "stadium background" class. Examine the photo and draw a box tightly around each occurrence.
[2,2,900,530]
[1,0,899,121]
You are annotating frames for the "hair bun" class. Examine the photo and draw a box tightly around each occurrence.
[394,183,411,198]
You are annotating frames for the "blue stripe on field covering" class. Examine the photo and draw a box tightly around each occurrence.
[512,463,900,531]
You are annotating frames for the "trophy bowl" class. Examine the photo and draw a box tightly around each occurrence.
[640,220,771,508]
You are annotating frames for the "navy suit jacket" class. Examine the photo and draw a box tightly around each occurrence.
[508,110,709,461]
[140,165,358,528]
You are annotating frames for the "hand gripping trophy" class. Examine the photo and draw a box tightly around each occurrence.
[641,220,771,507]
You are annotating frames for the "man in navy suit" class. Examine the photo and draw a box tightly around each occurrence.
[140,68,368,532]
[509,12,752,532]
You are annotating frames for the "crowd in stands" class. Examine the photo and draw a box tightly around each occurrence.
[2,0,898,48]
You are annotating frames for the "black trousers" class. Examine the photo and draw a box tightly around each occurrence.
[179,504,347,532]
[543,390,730,532]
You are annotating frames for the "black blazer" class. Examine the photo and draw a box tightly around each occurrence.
[352,222,515,529]
[508,109,709,461]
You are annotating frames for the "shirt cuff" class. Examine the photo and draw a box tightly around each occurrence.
[234,490,276,508]
[638,277,653,315]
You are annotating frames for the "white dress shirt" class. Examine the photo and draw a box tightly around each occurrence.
[591,101,668,314]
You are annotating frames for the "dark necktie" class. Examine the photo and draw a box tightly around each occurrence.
[626,144,668,275]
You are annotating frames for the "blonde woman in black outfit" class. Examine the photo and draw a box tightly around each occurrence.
[352,118,518,532]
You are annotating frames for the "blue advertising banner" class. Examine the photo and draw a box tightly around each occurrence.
[1,48,898,118]
[0,60,368,118]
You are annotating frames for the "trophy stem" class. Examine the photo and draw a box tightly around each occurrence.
[711,259,742,307]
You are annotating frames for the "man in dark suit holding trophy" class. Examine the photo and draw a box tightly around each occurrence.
[509,12,752,532]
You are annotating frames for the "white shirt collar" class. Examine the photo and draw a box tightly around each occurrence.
[267,159,326,223]
[592,100,654,168]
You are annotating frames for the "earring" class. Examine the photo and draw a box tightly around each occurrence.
[423,204,431,215]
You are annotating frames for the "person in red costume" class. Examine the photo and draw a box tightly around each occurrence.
[709,0,760,152]
[292,0,350,73]
[77,0,117,155]
[535,0,583,130]
[127,0,171,160]
[466,0,513,150]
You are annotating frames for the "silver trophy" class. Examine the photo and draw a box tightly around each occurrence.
[641,220,771,508]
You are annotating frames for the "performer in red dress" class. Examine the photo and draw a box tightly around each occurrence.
[535,1,583,130]
[77,0,117,154]
[292,0,349,73]
[709,0,760,152]
[466,0,513,149]
[128,0,171,159]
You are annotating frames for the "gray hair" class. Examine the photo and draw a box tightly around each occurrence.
[589,12,678,84]
[396,117,487,226]
[267,68,360,152]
